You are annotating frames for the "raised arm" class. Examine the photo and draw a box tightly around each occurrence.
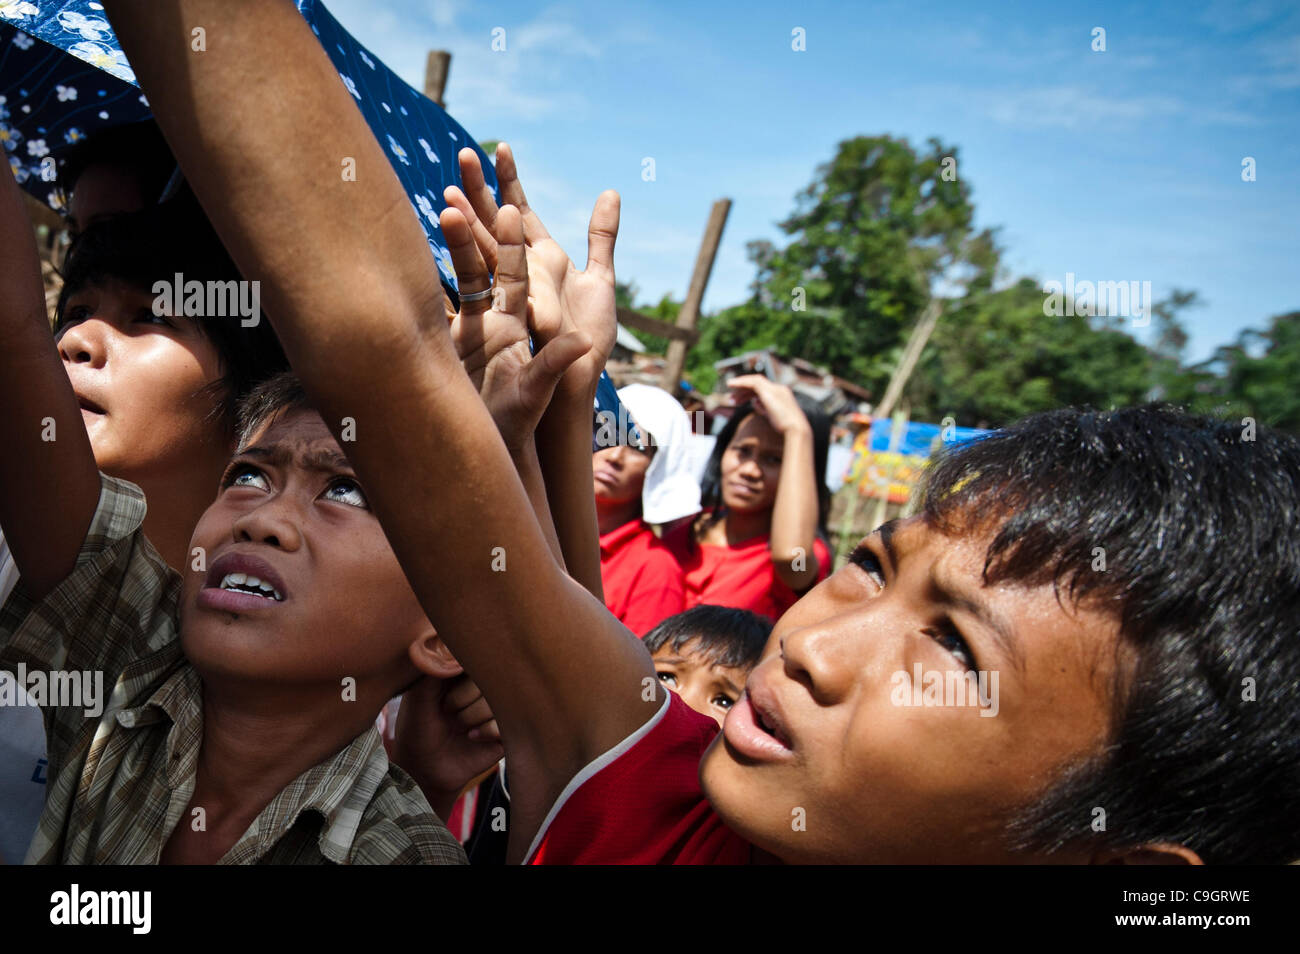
[0,154,100,601]
[103,0,659,858]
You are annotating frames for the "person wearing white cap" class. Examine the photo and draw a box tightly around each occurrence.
[592,385,701,636]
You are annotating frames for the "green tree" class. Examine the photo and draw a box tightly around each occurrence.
[1197,311,1300,433]
[907,279,1152,426]
[752,135,999,395]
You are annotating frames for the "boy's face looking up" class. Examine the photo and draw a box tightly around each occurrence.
[699,515,1131,864]
[651,639,750,727]
[179,408,434,703]
[56,279,229,481]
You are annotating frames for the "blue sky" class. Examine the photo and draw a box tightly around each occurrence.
[323,0,1299,362]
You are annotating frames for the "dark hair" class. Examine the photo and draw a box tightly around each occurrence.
[57,120,177,219]
[54,197,288,434]
[918,403,1300,865]
[643,605,773,672]
[698,391,831,535]
[235,372,313,450]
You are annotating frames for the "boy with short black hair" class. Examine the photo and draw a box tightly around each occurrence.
[645,606,771,726]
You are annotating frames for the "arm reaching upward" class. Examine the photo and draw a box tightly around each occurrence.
[0,153,100,602]
[727,375,821,590]
[103,0,660,861]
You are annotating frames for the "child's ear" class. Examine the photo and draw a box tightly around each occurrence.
[1091,843,1204,865]
[408,629,463,681]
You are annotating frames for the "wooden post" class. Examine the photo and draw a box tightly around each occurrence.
[873,297,941,421]
[424,51,452,107]
[660,198,731,396]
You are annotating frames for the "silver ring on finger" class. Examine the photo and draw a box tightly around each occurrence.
[459,282,494,303]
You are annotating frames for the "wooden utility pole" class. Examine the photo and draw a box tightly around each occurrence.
[833,295,943,563]
[424,51,451,107]
[660,198,731,395]
[873,297,942,421]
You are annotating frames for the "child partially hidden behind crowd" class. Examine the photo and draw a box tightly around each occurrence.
[645,606,771,727]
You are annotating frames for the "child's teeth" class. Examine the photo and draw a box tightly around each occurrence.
[216,572,282,600]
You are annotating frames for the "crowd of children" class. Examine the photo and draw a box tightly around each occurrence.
[1,0,1298,866]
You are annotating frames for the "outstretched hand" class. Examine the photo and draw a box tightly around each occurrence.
[446,143,620,402]
[441,202,590,452]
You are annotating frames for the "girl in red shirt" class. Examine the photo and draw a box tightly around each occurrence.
[666,375,832,621]
[593,385,698,635]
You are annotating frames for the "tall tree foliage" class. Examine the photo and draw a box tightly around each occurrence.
[747,135,998,394]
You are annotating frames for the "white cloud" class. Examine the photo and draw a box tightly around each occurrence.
[321,0,597,123]
[512,20,602,57]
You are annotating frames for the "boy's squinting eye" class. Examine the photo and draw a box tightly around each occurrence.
[133,308,175,329]
[656,671,678,687]
[928,624,976,672]
[848,544,885,588]
[711,694,736,710]
[322,477,368,509]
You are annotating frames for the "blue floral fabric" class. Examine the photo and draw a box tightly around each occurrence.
[0,0,498,295]
[0,0,627,437]
[0,2,150,208]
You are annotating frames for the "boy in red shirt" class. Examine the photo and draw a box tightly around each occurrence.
[118,0,1300,866]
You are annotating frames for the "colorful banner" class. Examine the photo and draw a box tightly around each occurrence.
[845,419,989,504]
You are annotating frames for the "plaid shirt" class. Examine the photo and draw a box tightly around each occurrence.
[0,474,465,865]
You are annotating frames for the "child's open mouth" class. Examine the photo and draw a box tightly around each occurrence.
[197,552,291,613]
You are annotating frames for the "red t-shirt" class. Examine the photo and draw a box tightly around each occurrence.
[527,692,752,864]
[665,522,832,622]
[599,519,685,636]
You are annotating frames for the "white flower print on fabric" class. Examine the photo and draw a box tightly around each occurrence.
[58,10,113,42]
[67,41,135,83]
